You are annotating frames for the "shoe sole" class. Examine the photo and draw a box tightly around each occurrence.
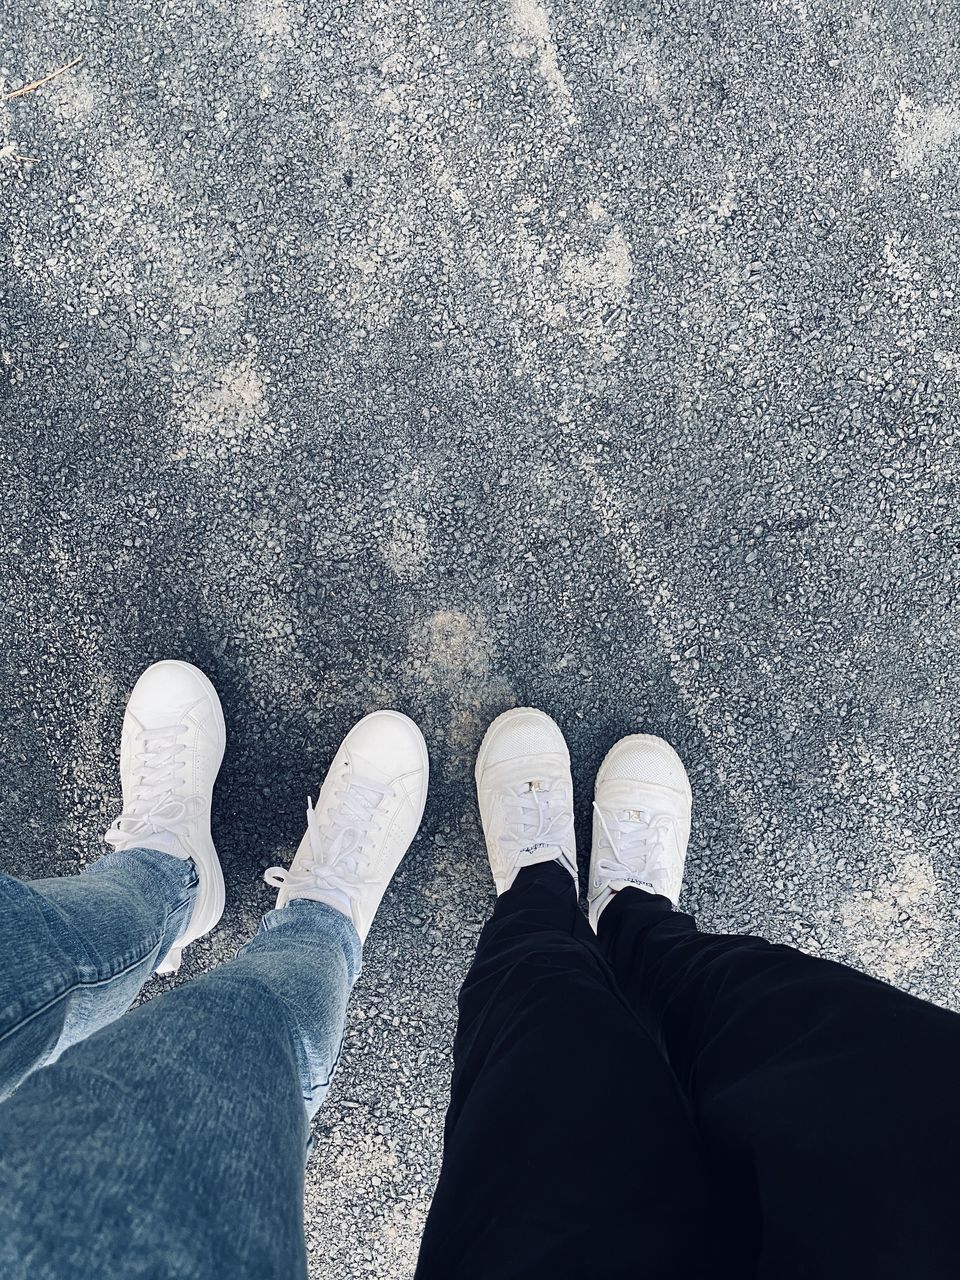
[155,660,227,973]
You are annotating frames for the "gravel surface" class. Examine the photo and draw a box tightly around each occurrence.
[2,0,959,1274]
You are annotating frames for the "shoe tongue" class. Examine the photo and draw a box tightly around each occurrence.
[327,824,364,860]
[128,830,185,858]
[314,887,354,917]
[519,842,567,858]
[138,716,189,746]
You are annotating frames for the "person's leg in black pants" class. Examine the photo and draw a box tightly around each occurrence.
[597,887,960,1279]
[415,861,725,1280]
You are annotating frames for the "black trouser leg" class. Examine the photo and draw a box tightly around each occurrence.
[415,862,724,1280]
[598,888,960,1280]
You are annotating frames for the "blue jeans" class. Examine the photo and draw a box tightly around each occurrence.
[0,848,362,1279]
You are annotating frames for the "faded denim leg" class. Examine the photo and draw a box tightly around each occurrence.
[0,849,198,1099]
[0,888,361,1280]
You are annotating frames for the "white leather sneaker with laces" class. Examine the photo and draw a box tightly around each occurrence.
[475,708,577,895]
[104,660,226,975]
[264,711,428,941]
[588,734,692,930]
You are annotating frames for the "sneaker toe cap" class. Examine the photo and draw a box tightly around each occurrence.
[598,735,690,793]
[346,711,428,782]
[478,708,568,768]
[129,661,220,721]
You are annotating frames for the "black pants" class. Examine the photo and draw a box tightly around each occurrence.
[414,862,960,1279]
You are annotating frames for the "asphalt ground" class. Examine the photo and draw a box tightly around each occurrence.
[2,0,959,1273]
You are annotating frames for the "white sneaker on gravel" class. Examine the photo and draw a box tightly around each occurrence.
[587,734,692,931]
[105,660,226,975]
[475,708,577,895]
[264,711,429,942]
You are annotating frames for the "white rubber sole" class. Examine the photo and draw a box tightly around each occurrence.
[154,661,227,975]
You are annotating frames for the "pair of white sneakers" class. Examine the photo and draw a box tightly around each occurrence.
[476,706,691,928]
[104,662,691,972]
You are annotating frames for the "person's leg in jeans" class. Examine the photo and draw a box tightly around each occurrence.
[589,731,960,1280]
[0,849,198,1100]
[416,710,725,1280]
[0,660,227,1098]
[0,889,360,1280]
[0,662,429,1280]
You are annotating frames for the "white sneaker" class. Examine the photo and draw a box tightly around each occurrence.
[264,711,428,942]
[105,660,226,974]
[587,734,692,930]
[475,708,577,895]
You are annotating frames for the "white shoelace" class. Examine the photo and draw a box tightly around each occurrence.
[264,770,393,905]
[500,778,574,861]
[592,802,674,887]
[105,720,196,851]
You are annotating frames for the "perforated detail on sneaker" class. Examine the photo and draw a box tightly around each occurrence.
[600,740,688,788]
[481,715,567,766]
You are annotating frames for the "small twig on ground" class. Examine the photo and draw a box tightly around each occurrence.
[2,55,83,101]
[0,143,40,164]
